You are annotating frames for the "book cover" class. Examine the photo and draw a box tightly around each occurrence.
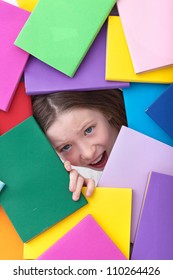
[106,16,173,84]
[37,214,126,260]
[24,187,132,260]
[0,207,23,260]
[0,0,30,111]
[122,83,173,146]
[15,0,116,77]
[16,0,38,11]
[0,82,32,135]
[132,172,173,260]
[98,126,173,243]
[146,83,173,139]
[24,23,129,95]
[117,0,173,73]
[0,116,87,242]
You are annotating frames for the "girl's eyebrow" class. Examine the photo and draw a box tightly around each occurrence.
[78,120,94,133]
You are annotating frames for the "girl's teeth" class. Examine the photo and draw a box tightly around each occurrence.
[91,154,103,165]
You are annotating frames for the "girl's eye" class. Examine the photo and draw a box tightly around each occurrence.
[61,144,72,152]
[84,126,94,135]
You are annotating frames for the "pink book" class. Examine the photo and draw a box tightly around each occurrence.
[0,1,30,111]
[98,126,173,243]
[117,0,173,73]
[37,215,126,260]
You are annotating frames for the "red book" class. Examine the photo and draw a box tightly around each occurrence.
[0,82,32,135]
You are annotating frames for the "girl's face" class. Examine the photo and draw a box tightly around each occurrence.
[46,107,118,171]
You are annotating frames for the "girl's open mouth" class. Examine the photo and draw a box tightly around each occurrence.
[89,151,108,170]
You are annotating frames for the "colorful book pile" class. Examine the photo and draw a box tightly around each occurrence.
[0,0,173,260]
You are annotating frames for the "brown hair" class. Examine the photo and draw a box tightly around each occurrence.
[32,89,127,133]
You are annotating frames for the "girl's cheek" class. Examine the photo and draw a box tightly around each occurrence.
[69,153,81,166]
[55,151,67,162]
[61,152,75,164]
[57,148,80,166]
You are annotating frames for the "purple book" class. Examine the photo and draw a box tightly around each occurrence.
[24,22,129,95]
[98,126,173,243]
[132,172,173,260]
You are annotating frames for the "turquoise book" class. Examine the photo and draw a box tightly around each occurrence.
[0,116,87,242]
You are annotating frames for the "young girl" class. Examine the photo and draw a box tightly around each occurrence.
[32,89,127,201]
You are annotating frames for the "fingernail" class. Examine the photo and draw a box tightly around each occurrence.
[67,165,71,171]
[65,162,70,171]
[72,193,79,201]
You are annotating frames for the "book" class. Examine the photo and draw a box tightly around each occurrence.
[0,116,87,242]
[24,187,132,260]
[24,23,129,95]
[117,0,173,73]
[0,82,32,135]
[15,0,116,77]
[16,0,38,11]
[98,126,173,243]
[131,172,173,260]
[0,0,30,111]
[37,214,126,260]
[146,83,173,139]
[106,16,173,84]
[122,83,173,146]
[0,207,23,260]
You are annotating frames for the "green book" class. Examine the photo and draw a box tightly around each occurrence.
[15,0,116,77]
[0,116,87,242]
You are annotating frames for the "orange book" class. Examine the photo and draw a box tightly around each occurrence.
[0,207,23,260]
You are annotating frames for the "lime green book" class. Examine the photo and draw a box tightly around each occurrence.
[0,116,87,242]
[15,0,116,77]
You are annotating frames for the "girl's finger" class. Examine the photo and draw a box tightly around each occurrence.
[64,161,72,172]
[85,178,95,197]
[72,176,84,201]
[69,169,79,192]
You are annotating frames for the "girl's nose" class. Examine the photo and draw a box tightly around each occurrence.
[80,143,95,160]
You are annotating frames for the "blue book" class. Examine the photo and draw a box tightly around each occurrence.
[146,83,173,139]
[123,83,173,146]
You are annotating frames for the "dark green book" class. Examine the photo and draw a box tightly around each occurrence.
[0,116,87,242]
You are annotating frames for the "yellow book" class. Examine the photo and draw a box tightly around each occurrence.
[106,16,173,83]
[24,187,132,259]
[17,0,38,12]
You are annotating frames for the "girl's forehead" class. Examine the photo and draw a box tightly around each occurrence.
[60,107,104,119]
[46,107,107,139]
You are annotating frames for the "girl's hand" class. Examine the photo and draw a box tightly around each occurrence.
[64,161,95,201]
